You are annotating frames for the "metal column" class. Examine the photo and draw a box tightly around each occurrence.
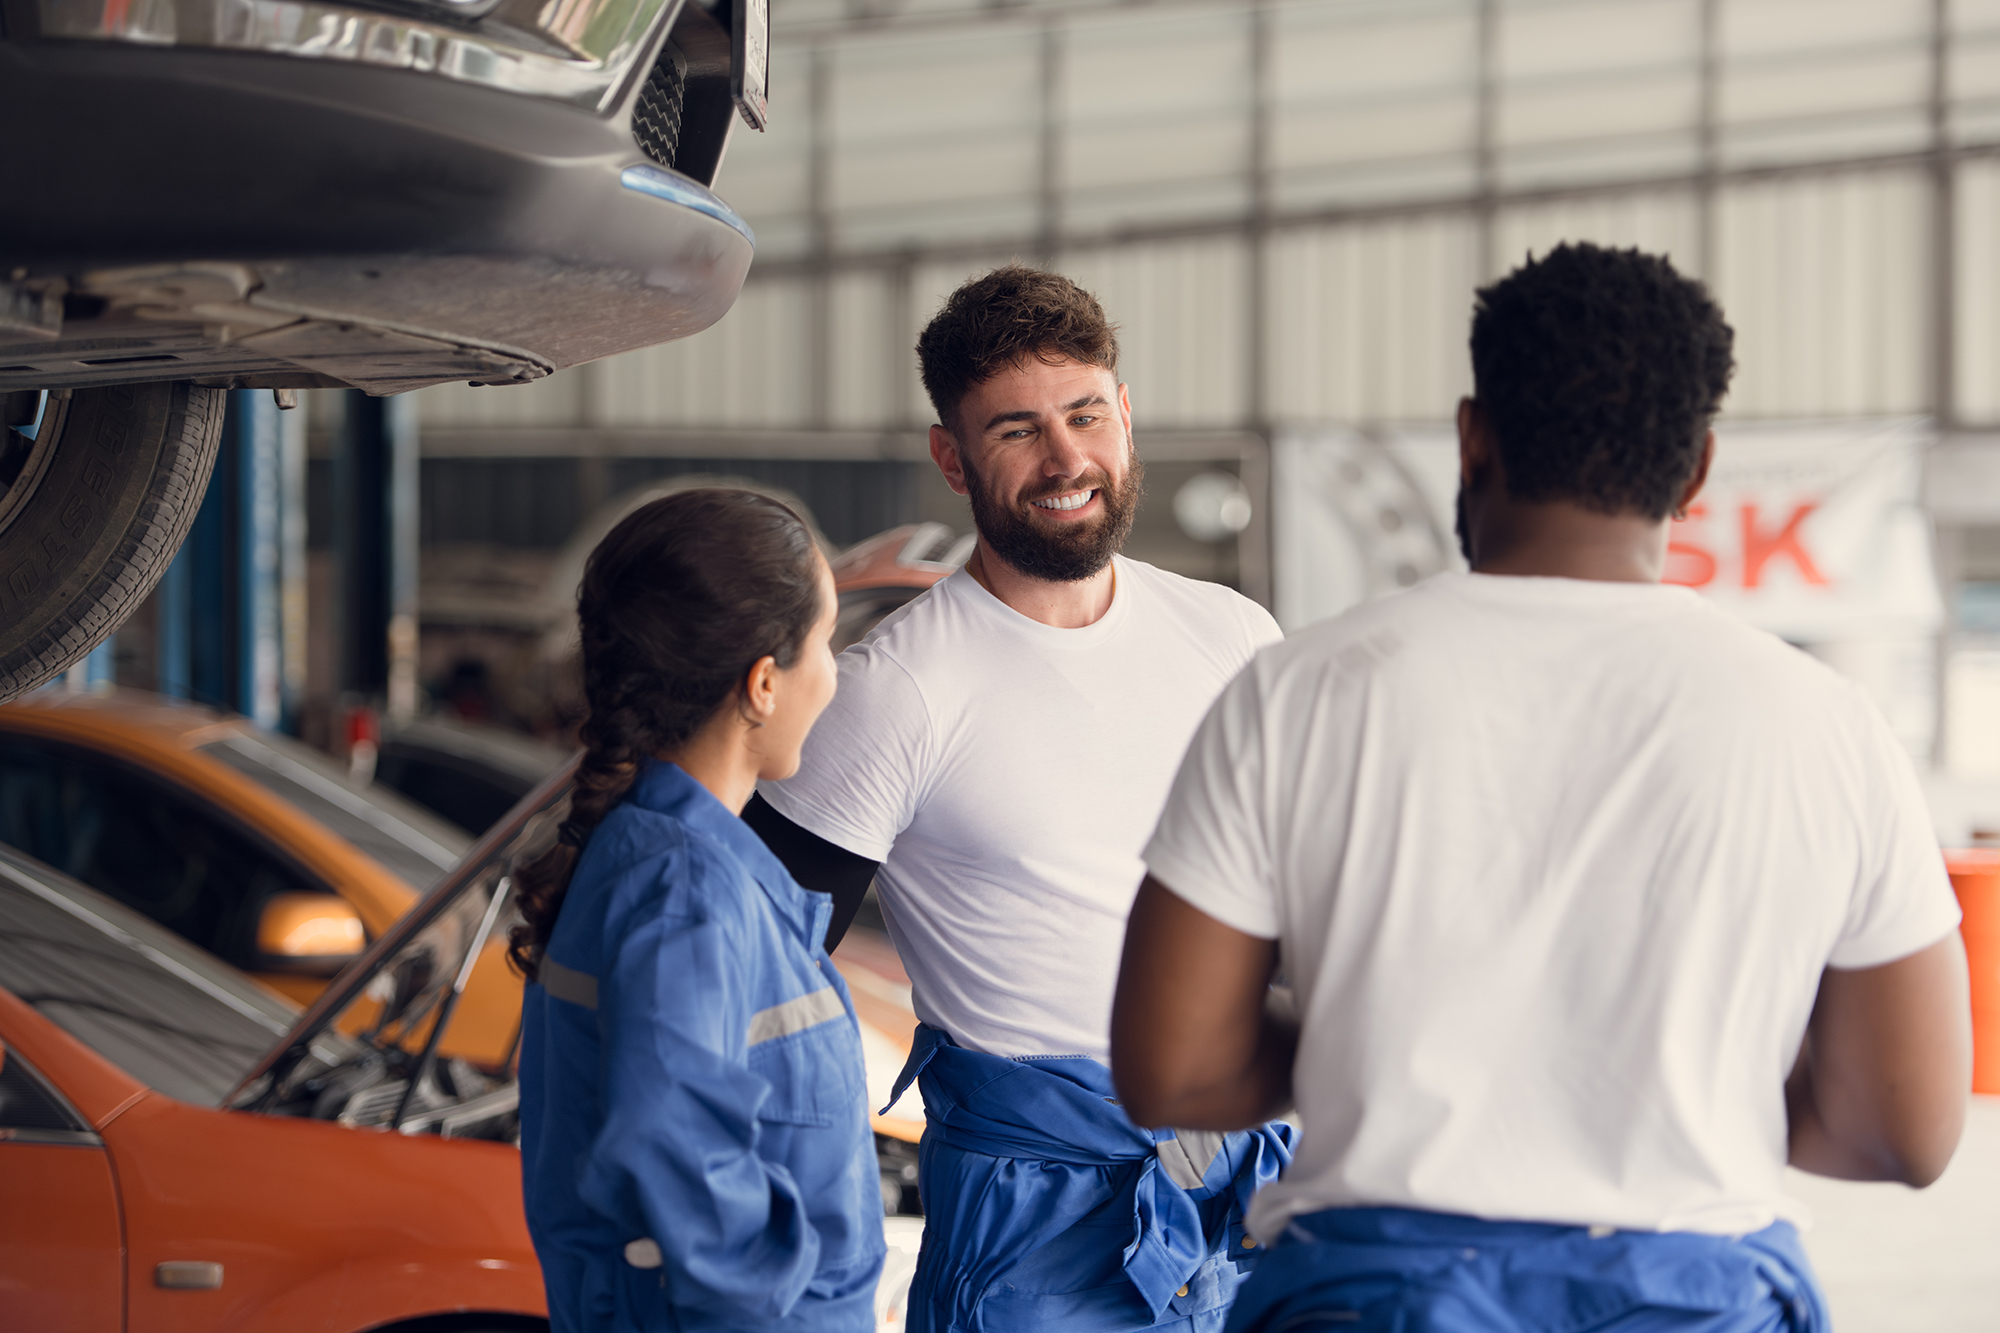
[279,397,308,730]
[237,389,283,728]
[333,390,420,720]
[154,388,288,722]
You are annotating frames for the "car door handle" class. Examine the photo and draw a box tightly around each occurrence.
[155,1261,223,1290]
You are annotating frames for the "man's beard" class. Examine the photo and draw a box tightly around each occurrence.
[963,443,1145,583]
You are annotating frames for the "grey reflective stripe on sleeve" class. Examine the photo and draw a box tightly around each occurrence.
[747,986,844,1046]
[1157,1128,1229,1191]
[539,957,599,1010]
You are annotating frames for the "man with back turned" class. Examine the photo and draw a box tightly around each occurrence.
[1113,242,1972,1332]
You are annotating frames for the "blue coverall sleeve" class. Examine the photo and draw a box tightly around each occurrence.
[576,870,821,1322]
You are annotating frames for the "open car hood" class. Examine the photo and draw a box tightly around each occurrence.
[227,757,577,1131]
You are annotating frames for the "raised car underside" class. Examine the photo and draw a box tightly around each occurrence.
[0,0,757,395]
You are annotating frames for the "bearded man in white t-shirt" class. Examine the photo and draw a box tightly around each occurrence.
[746,265,1292,1332]
[1111,242,1973,1333]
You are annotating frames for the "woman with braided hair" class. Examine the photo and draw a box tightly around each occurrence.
[511,488,881,1332]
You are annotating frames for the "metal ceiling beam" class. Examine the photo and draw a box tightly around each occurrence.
[742,138,2000,281]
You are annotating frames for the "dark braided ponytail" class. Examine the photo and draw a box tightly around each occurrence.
[509,488,825,979]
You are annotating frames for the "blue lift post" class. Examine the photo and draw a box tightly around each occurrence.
[64,637,115,693]
[155,389,299,727]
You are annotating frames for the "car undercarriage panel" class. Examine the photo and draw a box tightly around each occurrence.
[0,31,753,395]
[0,252,747,394]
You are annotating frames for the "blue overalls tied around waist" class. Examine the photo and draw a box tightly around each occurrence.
[1221,1205,1829,1333]
[888,1023,1293,1332]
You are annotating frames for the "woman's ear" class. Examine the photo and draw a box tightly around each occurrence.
[741,654,779,727]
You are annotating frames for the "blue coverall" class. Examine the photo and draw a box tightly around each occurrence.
[1221,1206,1827,1333]
[892,1024,1293,1332]
[518,759,886,1332]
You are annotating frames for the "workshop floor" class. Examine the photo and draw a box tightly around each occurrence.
[1788,1096,2000,1330]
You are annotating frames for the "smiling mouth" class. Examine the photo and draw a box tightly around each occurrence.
[1031,489,1096,513]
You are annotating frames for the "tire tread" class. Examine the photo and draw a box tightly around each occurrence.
[0,384,225,701]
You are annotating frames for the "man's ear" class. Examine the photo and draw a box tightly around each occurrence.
[929,423,970,498]
[1117,381,1133,435]
[1456,397,1490,486]
[1679,429,1717,511]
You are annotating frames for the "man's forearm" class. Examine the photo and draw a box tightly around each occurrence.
[1111,876,1292,1130]
[1134,1011,1297,1131]
[1785,1039,1907,1181]
[1784,937,1972,1188]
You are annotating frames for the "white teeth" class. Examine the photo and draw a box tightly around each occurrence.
[1033,490,1093,512]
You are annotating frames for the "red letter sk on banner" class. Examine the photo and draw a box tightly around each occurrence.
[1740,503,1826,589]
[1666,501,1828,590]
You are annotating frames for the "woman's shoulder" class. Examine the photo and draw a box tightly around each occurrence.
[585,804,760,924]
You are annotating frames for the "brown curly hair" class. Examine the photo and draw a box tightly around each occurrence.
[507,488,823,980]
[917,264,1121,437]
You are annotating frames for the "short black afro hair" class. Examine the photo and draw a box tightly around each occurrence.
[1470,243,1734,520]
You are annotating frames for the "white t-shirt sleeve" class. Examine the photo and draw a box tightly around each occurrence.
[1827,687,1963,970]
[759,645,933,863]
[1239,599,1285,655]
[1141,663,1281,939]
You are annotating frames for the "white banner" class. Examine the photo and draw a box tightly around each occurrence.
[1274,421,1943,757]
[1656,421,1941,640]
[1345,421,1942,641]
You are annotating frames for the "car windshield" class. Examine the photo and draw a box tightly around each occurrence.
[0,845,306,1106]
[231,764,572,1143]
[199,731,471,888]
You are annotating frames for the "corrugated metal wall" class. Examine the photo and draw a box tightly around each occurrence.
[417,0,2000,437]
[1957,156,2000,424]
[1266,214,1476,424]
[1715,168,1931,418]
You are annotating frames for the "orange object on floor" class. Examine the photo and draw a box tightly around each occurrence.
[1945,850,2000,1095]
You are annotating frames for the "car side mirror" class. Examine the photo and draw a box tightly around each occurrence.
[256,893,365,975]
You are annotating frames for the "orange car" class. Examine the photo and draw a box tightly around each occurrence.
[0,691,471,1009]
[2,763,931,1330]
[0,689,928,1155]
[0,838,542,1331]
[830,522,970,651]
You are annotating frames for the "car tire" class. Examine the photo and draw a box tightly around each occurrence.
[0,382,224,702]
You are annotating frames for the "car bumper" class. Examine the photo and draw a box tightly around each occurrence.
[0,42,754,392]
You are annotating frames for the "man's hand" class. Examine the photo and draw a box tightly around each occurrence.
[1111,875,1295,1130]
[1786,931,1972,1187]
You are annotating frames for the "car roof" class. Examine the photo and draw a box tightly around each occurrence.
[1,688,250,746]
[0,688,471,905]
[830,522,967,592]
[381,715,574,787]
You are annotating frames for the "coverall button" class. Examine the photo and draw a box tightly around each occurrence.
[625,1238,664,1269]
[1176,1285,1189,1298]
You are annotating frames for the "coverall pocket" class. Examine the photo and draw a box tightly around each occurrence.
[747,1020,856,1126]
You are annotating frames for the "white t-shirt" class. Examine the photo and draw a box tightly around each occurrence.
[1144,572,1962,1239]
[763,555,1282,1059]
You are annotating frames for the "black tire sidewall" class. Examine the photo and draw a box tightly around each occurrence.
[0,382,222,699]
